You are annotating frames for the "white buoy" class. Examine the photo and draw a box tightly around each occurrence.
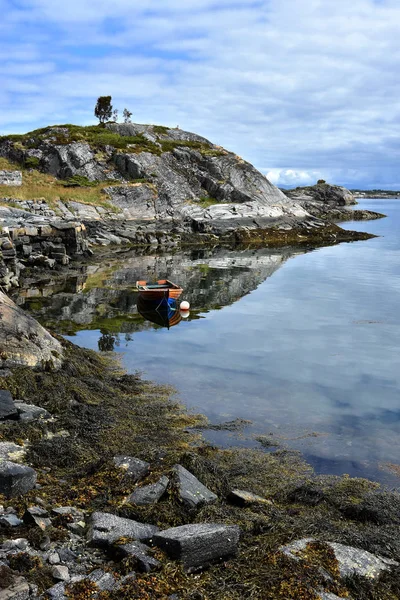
[180,300,190,311]
[180,310,190,318]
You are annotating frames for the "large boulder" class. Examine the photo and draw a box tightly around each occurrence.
[173,464,217,508]
[152,523,241,569]
[87,511,159,547]
[0,391,17,420]
[0,291,63,369]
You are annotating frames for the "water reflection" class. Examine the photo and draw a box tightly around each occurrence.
[137,296,182,329]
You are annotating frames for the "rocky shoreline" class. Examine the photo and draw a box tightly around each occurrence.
[0,294,400,599]
[0,124,384,291]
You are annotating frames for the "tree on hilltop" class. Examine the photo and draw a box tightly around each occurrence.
[95,96,113,125]
[123,108,132,123]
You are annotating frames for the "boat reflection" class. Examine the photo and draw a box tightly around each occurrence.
[137,295,184,329]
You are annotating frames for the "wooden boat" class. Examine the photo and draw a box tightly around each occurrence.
[136,279,183,300]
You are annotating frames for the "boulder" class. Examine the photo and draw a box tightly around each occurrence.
[114,540,161,573]
[23,506,51,530]
[172,465,217,508]
[0,292,63,370]
[0,461,37,498]
[0,391,17,420]
[0,514,23,527]
[87,569,117,591]
[0,443,25,463]
[87,512,159,547]
[152,523,241,569]
[51,566,69,582]
[0,171,22,187]
[280,538,398,579]
[113,456,150,482]
[127,476,169,506]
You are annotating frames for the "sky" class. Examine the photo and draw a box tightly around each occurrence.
[1,0,400,189]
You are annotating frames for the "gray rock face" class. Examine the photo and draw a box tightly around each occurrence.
[152,523,241,568]
[87,511,159,547]
[0,291,63,369]
[0,391,17,420]
[127,476,169,506]
[283,182,357,220]
[104,184,157,219]
[0,575,30,600]
[114,540,161,572]
[113,456,150,482]
[173,464,217,508]
[0,171,22,186]
[280,538,398,579]
[0,461,37,498]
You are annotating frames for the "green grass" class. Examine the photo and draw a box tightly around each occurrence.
[0,157,118,212]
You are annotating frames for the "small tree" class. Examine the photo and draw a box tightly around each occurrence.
[123,108,132,123]
[94,96,113,125]
[317,179,326,185]
[112,109,119,122]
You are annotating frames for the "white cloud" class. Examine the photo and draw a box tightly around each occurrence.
[1,0,400,187]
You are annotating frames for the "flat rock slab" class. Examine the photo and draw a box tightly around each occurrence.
[14,402,52,422]
[173,464,217,508]
[152,523,240,569]
[280,538,398,579]
[113,456,150,482]
[127,476,169,505]
[114,540,161,573]
[0,461,37,499]
[228,489,272,507]
[0,576,30,600]
[0,390,17,420]
[45,582,66,599]
[87,511,159,547]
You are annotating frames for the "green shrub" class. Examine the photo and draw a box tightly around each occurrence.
[24,156,40,169]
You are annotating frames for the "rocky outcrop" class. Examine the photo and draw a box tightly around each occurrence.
[0,291,63,369]
[0,124,378,252]
[0,170,22,186]
[283,182,385,221]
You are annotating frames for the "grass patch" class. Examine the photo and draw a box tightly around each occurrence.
[0,159,119,212]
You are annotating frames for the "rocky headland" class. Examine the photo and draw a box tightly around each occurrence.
[0,123,381,290]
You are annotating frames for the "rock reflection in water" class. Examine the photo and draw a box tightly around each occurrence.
[12,245,302,342]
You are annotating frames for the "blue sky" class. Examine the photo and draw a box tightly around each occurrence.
[1,0,399,189]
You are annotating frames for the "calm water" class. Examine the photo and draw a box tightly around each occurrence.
[15,200,400,487]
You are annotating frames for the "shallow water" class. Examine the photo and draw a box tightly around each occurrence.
[16,199,400,487]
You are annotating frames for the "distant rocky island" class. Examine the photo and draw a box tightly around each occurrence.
[351,189,400,199]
